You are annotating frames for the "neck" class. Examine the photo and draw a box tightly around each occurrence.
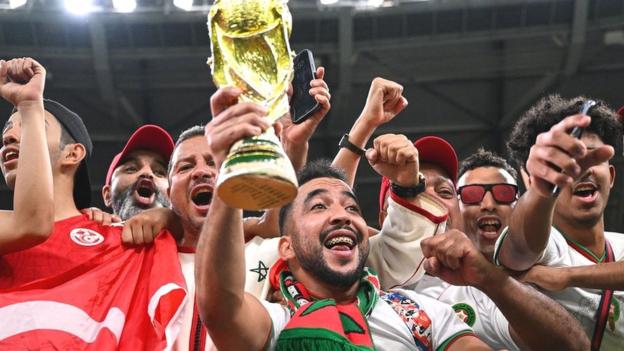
[53,174,81,221]
[178,225,199,249]
[554,216,605,257]
[294,269,360,304]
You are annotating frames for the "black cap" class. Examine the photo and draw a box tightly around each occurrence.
[43,99,93,209]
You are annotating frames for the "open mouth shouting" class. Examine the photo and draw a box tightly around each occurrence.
[134,179,157,206]
[322,228,359,260]
[1,145,19,170]
[476,215,502,240]
[572,181,599,204]
[190,183,213,213]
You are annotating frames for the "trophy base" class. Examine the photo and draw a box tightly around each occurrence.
[216,131,298,210]
[217,172,298,211]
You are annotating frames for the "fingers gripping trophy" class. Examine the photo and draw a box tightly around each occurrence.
[208,0,298,210]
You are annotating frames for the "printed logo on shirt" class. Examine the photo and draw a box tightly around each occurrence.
[609,298,620,332]
[70,228,105,247]
[452,303,476,327]
[250,260,269,282]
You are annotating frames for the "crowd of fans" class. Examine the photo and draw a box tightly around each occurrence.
[1,56,623,350]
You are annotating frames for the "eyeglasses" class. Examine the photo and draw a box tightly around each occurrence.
[458,183,518,205]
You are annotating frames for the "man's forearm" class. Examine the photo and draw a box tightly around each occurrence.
[195,196,246,324]
[332,117,376,187]
[567,261,624,290]
[283,140,308,172]
[12,101,54,239]
[480,269,589,351]
[500,188,556,271]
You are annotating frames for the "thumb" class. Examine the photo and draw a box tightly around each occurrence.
[579,145,614,170]
[210,87,242,116]
[366,148,379,165]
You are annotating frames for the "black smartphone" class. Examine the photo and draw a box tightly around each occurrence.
[290,49,321,124]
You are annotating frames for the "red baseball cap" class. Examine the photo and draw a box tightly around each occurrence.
[378,135,458,212]
[105,125,175,186]
[617,106,624,121]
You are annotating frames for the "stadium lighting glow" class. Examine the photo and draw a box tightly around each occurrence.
[368,0,385,7]
[64,0,95,15]
[113,0,136,13]
[9,0,27,9]
[320,0,339,4]
[173,0,193,11]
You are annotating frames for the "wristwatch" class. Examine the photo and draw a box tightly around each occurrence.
[338,134,366,157]
[391,172,426,199]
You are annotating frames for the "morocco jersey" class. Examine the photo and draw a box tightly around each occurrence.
[0,214,188,350]
[495,226,624,350]
[413,275,519,350]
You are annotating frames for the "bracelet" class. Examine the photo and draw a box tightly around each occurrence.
[391,172,426,199]
[338,134,366,157]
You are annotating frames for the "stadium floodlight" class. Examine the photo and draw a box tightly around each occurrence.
[9,0,27,9]
[320,0,339,5]
[368,0,385,7]
[64,0,95,15]
[113,0,136,13]
[173,0,193,11]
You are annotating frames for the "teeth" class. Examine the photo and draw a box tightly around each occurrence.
[326,236,354,247]
[5,151,17,160]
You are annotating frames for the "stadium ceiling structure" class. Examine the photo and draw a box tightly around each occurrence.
[1,0,624,229]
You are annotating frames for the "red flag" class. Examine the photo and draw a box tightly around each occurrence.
[0,215,187,350]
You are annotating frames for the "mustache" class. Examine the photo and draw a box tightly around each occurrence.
[190,177,213,189]
[319,224,363,244]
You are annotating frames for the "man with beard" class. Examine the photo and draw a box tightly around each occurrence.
[103,124,173,221]
[165,67,332,350]
[195,93,498,350]
[196,156,490,350]
[496,95,624,350]
[0,58,186,349]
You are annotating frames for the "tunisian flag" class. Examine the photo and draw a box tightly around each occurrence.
[0,216,187,350]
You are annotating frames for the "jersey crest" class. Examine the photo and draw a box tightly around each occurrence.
[452,303,476,327]
[70,228,105,247]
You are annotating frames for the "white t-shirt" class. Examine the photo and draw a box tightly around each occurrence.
[413,275,519,351]
[494,227,624,350]
[260,288,474,351]
[173,251,217,351]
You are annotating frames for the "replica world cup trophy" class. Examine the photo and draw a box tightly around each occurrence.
[208,0,298,210]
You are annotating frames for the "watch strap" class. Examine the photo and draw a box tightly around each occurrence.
[338,134,366,156]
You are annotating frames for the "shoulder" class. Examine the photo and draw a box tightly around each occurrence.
[605,232,624,258]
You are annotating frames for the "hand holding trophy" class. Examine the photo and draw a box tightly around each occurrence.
[208,0,297,210]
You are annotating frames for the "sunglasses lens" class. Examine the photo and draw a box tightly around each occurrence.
[460,185,485,204]
[492,184,517,203]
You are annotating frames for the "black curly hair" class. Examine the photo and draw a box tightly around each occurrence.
[278,159,349,234]
[506,95,622,172]
[459,148,518,181]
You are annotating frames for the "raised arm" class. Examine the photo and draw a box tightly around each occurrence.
[422,230,590,351]
[195,96,273,351]
[364,133,448,289]
[332,77,407,187]
[0,58,54,254]
[244,67,330,240]
[498,115,614,270]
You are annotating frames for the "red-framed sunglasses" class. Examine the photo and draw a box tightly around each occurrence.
[458,183,518,205]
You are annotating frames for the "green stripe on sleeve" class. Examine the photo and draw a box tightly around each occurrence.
[492,226,510,267]
[436,329,475,351]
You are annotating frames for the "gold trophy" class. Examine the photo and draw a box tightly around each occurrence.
[208,0,298,210]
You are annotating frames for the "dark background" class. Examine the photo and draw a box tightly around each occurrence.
[1,0,623,230]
